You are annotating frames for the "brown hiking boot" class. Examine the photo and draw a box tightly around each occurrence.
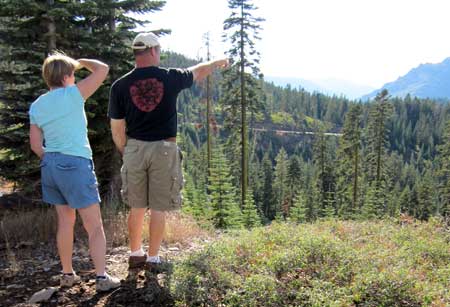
[60,273,81,287]
[128,255,147,269]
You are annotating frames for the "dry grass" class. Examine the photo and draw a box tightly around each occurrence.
[0,208,57,246]
[102,208,129,248]
[161,212,210,245]
[1,221,20,273]
[0,206,210,249]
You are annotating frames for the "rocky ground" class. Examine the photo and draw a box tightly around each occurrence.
[0,240,205,306]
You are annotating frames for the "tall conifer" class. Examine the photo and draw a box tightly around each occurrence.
[336,104,363,218]
[437,120,450,217]
[222,0,264,208]
[364,89,393,216]
[313,130,336,217]
[274,147,289,219]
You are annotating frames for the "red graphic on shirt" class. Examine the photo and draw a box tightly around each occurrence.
[129,78,164,112]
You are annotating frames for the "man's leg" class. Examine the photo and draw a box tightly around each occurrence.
[78,203,106,276]
[55,205,76,274]
[128,208,147,252]
[148,209,166,257]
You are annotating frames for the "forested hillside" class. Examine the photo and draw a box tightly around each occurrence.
[161,51,450,224]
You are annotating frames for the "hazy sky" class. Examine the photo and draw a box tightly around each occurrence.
[143,0,450,88]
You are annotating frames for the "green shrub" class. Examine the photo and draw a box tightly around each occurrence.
[170,220,450,306]
[352,274,421,307]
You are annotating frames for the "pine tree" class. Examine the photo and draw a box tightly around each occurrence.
[361,182,385,219]
[249,148,263,219]
[398,185,412,215]
[241,188,260,228]
[222,0,264,208]
[437,120,450,217]
[287,154,302,209]
[364,89,393,216]
[289,191,307,223]
[336,104,363,218]
[0,0,68,193]
[182,173,210,221]
[384,152,403,217]
[416,168,434,220]
[388,182,402,218]
[201,32,214,174]
[273,147,289,219]
[0,0,165,197]
[312,130,336,217]
[261,152,275,220]
[207,145,242,229]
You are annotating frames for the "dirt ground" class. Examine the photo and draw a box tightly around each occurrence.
[0,241,198,306]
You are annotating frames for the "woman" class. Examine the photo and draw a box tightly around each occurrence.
[29,52,120,292]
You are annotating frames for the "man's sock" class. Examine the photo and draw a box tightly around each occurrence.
[146,255,161,263]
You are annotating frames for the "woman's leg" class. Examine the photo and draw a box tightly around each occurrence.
[55,205,76,274]
[78,203,106,276]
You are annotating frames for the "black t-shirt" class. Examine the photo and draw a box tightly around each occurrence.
[108,66,193,141]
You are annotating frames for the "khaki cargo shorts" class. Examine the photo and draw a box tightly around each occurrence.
[120,138,184,211]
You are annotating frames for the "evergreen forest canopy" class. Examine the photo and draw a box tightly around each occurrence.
[0,0,449,228]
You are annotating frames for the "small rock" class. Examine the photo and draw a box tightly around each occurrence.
[28,287,58,303]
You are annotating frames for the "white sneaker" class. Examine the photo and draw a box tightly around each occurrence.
[60,273,81,287]
[96,273,121,292]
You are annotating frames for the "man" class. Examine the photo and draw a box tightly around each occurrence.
[109,32,228,271]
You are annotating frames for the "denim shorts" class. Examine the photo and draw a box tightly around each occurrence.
[40,152,101,209]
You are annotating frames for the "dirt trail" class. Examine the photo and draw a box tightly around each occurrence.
[0,240,205,306]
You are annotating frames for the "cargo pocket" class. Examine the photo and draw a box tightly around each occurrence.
[170,148,184,207]
[170,175,183,207]
[177,147,185,188]
[120,165,128,203]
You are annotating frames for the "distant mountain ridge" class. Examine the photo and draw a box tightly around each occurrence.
[361,57,450,101]
[265,76,374,100]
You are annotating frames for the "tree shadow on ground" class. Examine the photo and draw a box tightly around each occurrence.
[82,266,175,307]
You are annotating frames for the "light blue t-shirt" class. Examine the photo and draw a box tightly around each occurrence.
[29,85,92,159]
